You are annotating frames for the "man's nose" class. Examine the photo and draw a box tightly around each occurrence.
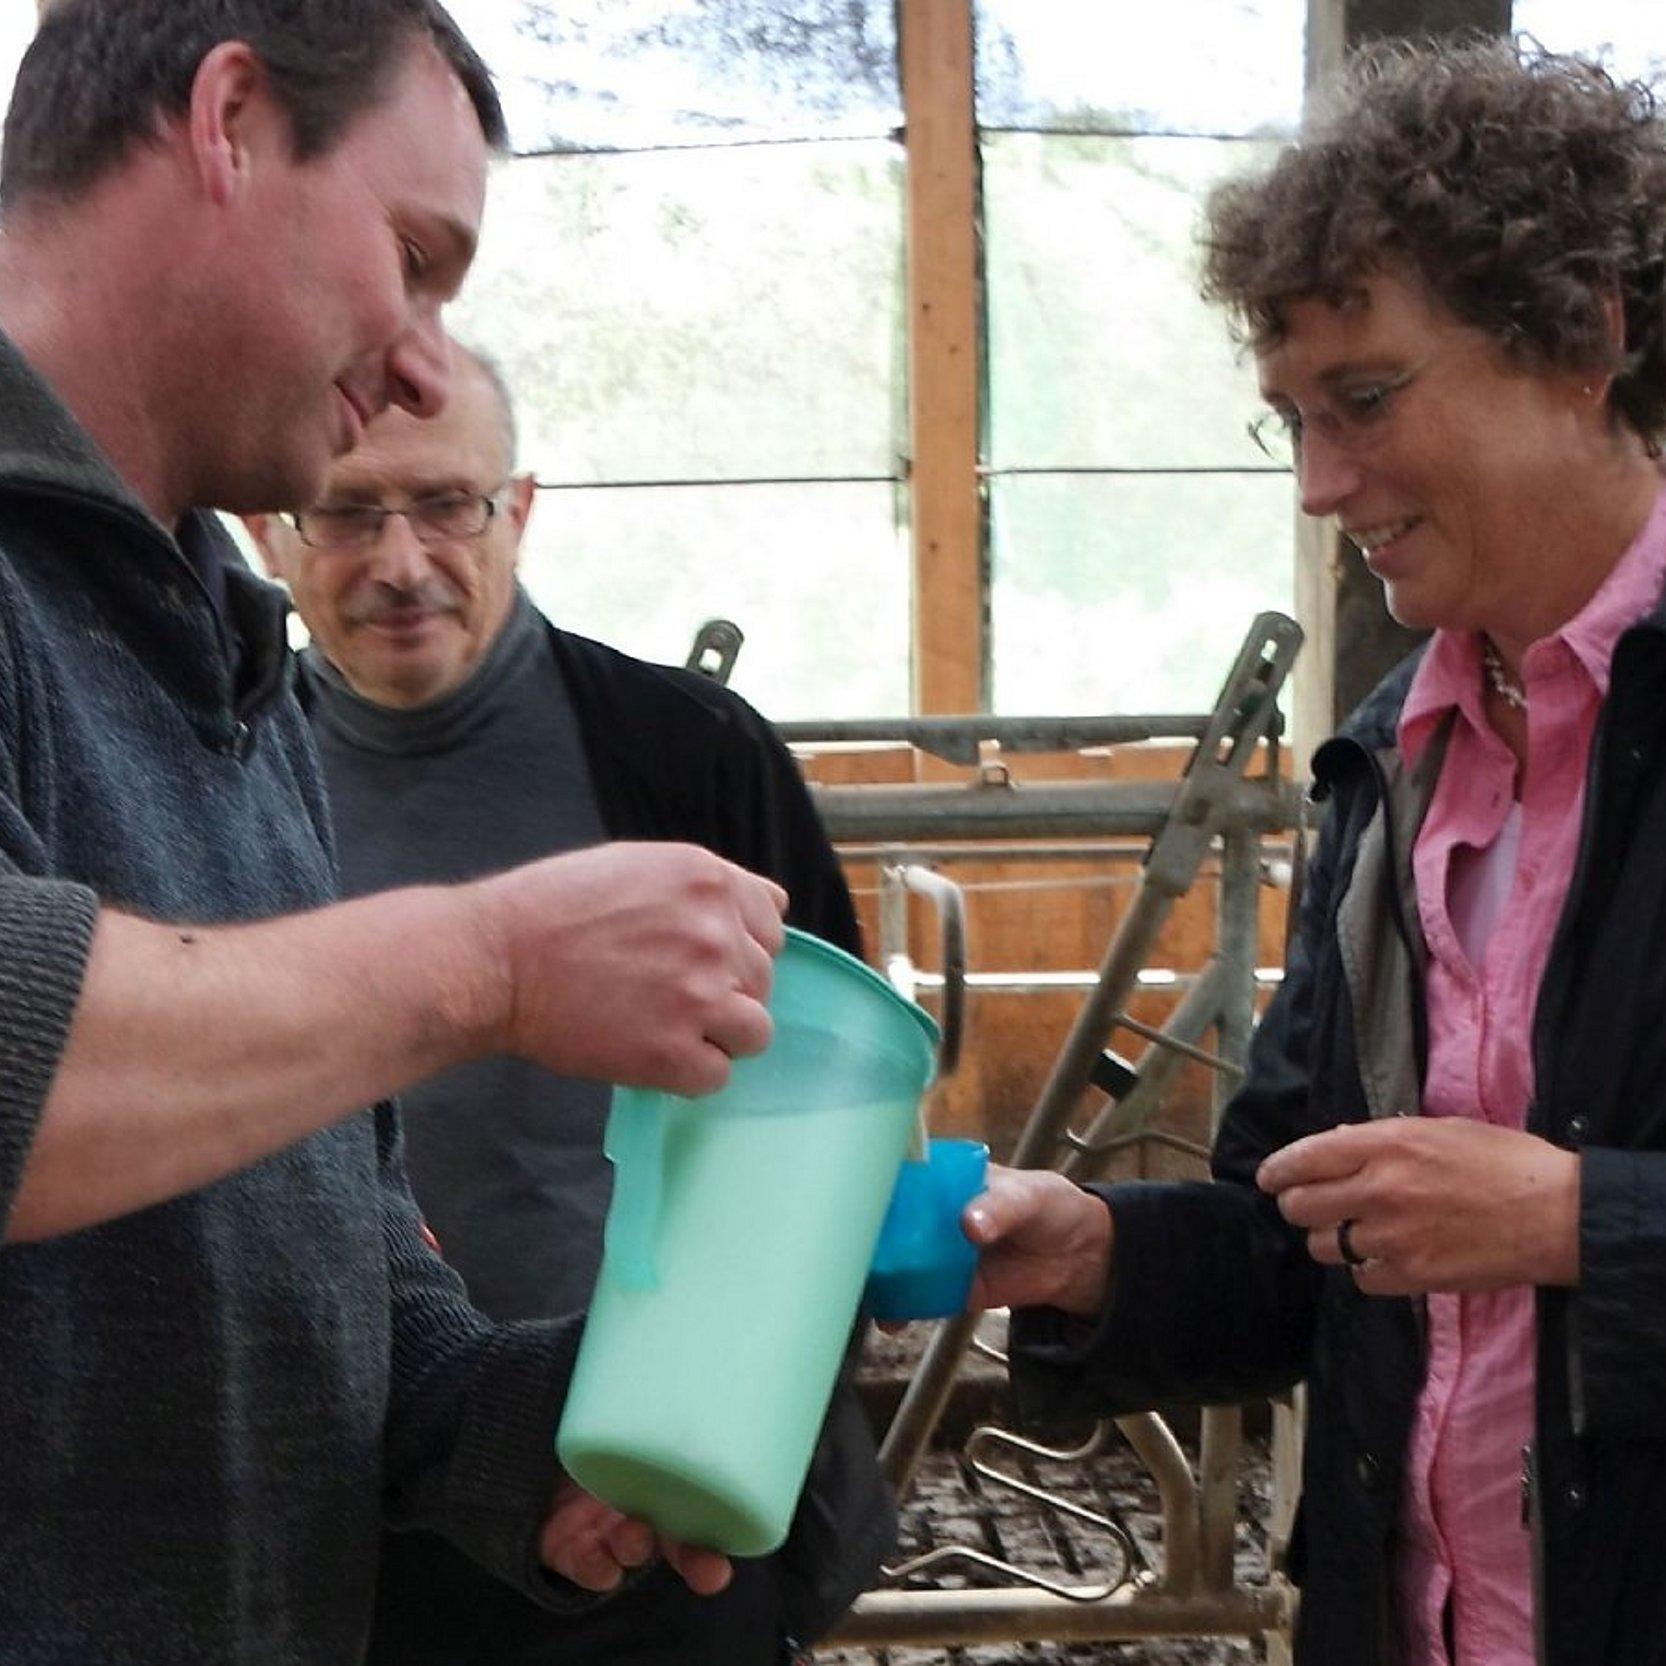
[386,307,451,422]
[1296,427,1365,519]
[364,510,432,584]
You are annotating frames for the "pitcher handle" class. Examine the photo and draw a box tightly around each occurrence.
[602,1090,665,1291]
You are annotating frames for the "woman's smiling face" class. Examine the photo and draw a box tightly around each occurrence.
[1256,268,1604,639]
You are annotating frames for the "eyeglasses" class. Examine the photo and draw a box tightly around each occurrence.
[1247,368,1421,471]
[287,486,506,550]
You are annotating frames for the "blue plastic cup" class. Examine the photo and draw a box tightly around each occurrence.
[865,1137,989,1321]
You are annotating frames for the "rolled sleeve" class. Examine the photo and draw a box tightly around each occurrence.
[0,874,99,1236]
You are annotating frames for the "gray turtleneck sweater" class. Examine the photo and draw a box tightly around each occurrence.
[305,591,614,1318]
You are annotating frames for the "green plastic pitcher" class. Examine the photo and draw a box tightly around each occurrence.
[556,927,939,1557]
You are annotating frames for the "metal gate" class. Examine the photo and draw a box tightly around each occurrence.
[783,613,1306,1658]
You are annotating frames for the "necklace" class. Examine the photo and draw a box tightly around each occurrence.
[1481,638,1527,712]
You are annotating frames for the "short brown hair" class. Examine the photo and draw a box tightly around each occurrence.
[2,0,507,212]
[1201,38,1666,443]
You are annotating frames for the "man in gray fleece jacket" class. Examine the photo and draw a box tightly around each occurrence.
[0,4,782,1664]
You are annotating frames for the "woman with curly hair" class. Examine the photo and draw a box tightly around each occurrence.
[965,37,1666,1666]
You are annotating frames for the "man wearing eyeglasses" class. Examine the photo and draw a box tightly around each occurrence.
[258,358,529,718]
[245,342,893,1666]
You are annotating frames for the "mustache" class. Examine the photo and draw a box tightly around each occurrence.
[344,580,465,627]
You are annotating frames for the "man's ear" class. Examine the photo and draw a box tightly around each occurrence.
[186,41,274,208]
[241,512,290,580]
[504,473,537,558]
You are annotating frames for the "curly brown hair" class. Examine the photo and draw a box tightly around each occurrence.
[1201,37,1666,443]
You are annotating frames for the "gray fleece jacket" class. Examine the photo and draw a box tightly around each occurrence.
[0,332,586,1665]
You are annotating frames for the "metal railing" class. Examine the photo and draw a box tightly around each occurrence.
[810,612,1305,1656]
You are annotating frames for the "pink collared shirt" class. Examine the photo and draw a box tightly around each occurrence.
[1389,484,1666,1665]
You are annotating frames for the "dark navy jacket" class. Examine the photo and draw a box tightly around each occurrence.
[1014,609,1666,1665]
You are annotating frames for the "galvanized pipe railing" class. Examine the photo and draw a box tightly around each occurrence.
[814,774,1299,844]
[830,612,1306,1654]
[780,713,1217,767]
[834,1580,1293,1647]
[1194,830,1268,1593]
[873,614,1303,1499]
[1059,961,1230,1176]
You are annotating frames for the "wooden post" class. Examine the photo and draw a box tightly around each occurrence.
[1292,0,1510,751]
[1290,512,1339,770]
[901,0,983,719]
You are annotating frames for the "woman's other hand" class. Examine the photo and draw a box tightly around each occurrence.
[1257,1118,1580,1294]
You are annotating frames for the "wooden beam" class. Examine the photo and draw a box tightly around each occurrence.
[1290,511,1338,767]
[901,0,983,717]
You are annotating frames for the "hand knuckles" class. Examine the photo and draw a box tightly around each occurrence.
[669,921,727,973]
[646,1037,708,1094]
[1356,1175,1393,1213]
[678,857,733,906]
[663,973,723,1027]
[1278,1186,1314,1226]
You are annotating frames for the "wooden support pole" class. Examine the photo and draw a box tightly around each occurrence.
[901,0,983,718]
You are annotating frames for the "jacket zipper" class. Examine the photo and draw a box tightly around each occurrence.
[1521,1441,1548,1666]
[1324,739,1433,1666]
[1516,672,1630,1666]
[1345,741,1430,1363]
[1530,690,1613,1127]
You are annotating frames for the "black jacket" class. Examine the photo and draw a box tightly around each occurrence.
[1013,599,1666,1665]
[547,623,861,954]
[552,621,890,1649]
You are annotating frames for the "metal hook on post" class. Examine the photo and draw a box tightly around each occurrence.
[684,617,744,686]
[879,862,967,1159]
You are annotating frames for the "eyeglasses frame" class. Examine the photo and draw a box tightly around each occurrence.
[285,480,514,550]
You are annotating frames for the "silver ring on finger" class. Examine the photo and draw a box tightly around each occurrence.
[1336,1217,1367,1269]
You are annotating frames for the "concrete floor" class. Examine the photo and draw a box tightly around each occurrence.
[827,1324,1273,1665]
[817,1442,1270,1664]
